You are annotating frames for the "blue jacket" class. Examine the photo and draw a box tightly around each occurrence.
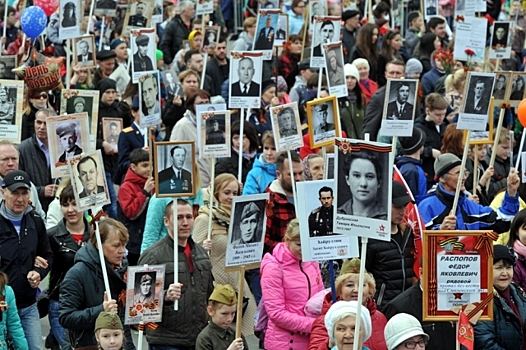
[419,183,518,232]
[474,284,526,350]
[421,68,445,97]
[395,156,427,204]
[0,286,28,350]
[243,154,277,195]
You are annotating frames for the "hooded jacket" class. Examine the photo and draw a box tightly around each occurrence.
[309,293,387,350]
[395,156,427,204]
[243,154,277,195]
[264,180,297,254]
[260,242,324,350]
[59,243,128,348]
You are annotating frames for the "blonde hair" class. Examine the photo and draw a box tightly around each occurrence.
[261,130,275,147]
[178,69,201,85]
[55,177,71,198]
[444,69,466,93]
[335,271,377,299]
[243,17,257,30]
[496,128,511,145]
[213,173,239,202]
[284,219,300,241]
[90,218,129,248]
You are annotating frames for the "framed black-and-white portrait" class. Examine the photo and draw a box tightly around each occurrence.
[458,72,496,131]
[323,43,347,98]
[131,28,157,83]
[68,149,110,211]
[424,0,438,20]
[59,0,80,40]
[509,72,526,107]
[307,95,340,148]
[94,0,118,17]
[225,193,269,268]
[73,35,97,69]
[310,16,341,67]
[274,14,288,46]
[310,0,326,22]
[102,117,123,151]
[125,265,165,325]
[154,141,197,198]
[0,81,23,143]
[0,56,16,80]
[162,68,182,98]
[60,89,100,148]
[196,0,213,15]
[123,0,154,35]
[197,109,231,158]
[490,22,512,59]
[380,79,418,137]
[229,51,263,109]
[182,40,192,51]
[253,10,280,60]
[109,64,131,96]
[492,72,512,104]
[151,0,163,23]
[259,0,278,10]
[296,179,359,261]
[270,102,303,151]
[139,72,161,127]
[333,138,392,241]
[204,26,220,48]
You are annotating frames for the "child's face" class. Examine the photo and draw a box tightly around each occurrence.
[518,225,526,246]
[277,91,286,99]
[477,145,487,161]
[412,16,423,29]
[497,142,511,160]
[207,304,237,330]
[263,141,277,164]
[131,160,152,179]
[97,329,124,350]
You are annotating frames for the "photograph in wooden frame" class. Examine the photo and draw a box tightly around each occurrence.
[422,230,494,322]
[307,95,340,148]
[154,141,197,198]
[464,97,495,145]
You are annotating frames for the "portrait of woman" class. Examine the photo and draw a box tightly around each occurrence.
[62,2,77,28]
[337,148,388,219]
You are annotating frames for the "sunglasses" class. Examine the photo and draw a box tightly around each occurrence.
[32,93,48,100]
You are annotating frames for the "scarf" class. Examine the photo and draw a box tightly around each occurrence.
[361,78,370,91]
[302,156,313,181]
[232,147,257,160]
[0,203,25,235]
[347,90,358,104]
[514,240,526,259]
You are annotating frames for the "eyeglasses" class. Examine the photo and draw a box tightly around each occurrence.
[32,93,48,100]
[403,339,428,349]
[446,171,470,178]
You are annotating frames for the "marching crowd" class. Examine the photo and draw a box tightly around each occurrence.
[2,0,526,349]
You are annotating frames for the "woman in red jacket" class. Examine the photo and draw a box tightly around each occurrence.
[308,258,387,350]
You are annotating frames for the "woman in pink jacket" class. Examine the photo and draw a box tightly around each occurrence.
[261,219,324,349]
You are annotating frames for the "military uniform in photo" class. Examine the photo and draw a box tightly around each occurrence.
[158,166,193,194]
[133,35,154,72]
[308,205,334,236]
[56,123,83,163]
[96,0,117,9]
[280,127,296,138]
[128,12,147,27]
[0,96,14,124]
[206,130,225,144]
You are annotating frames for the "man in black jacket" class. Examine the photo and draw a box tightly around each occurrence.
[342,10,360,64]
[160,1,194,66]
[205,37,229,96]
[138,199,213,349]
[18,108,58,213]
[0,170,53,350]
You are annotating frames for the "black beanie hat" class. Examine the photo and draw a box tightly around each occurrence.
[400,128,426,155]
[97,78,117,96]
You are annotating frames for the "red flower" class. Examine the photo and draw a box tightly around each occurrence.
[465,49,475,56]
[361,18,368,25]
[455,15,465,22]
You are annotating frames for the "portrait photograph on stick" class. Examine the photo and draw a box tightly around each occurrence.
[94,0,118,17]
[131,28,157,83]
[310,16,341,67]
[228,51,263,109]
[509,72,526,107]
[151,0,163,23]
[0,56,17,80]
[252,10,280,60]
[489,22,511,59]
[310,0,327,22]
[73,35,97,69]
[197,109,231,158]
[381,78,418,137]
[270,102,303,151]
[492,72,512,103]
[225,193,269,268]
[67,149,111,211]
[204,26,220,48]
[125,265,165,325]
[154,141,197,198]
[59,0,80,40]
[307,95,340,148]
[139,72,162,127]
[333,138,393,240]
[123,0,154,35]
[60,89,100,147]
[296,179,359,262]
[424,0,438,19]
[102,118,123,151]
[0,81,23,143]
[47,113,91,178]
[274,14,288,46]
[323,43,347,98]
[458,72,496,130]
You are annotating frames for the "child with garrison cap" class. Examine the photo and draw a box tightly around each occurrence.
[195,284,249,350]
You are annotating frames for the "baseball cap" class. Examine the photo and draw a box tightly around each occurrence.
[392,181,413,207]
[2,170,31,192]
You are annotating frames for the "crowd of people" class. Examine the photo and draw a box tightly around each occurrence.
[1,0,526,349]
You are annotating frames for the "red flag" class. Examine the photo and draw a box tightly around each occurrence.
[393,166,425,277]
[457,311,474,350]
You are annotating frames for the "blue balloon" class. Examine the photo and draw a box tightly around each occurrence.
[20,6,47,39]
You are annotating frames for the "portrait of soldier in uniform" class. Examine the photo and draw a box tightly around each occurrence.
[308,186,335,237]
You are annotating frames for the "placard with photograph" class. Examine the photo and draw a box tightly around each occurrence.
[323,42,346,98]
[467,97,495,145]
[325,153,334,179]
[204,26,220,48]
[270,102,303,151]
[125,265,165,325]
[458,72,496,131]
[73,35,97,69]
[342,0,357,11]
[455,0,486,18]
[139,72,161,127]
[162,69,182,97]
[270,16,286,47]
[102,118,123,151]
[94,0,118,17]
[310,0,327,22]
[492,72,512,104]
[310,16,341,68]
[154,141,197,198]
[225,193,269,268]
[196,0,214,16]
[151,0,163,23]
[131,28,157,83]
[489,22,512,59]
[307,95,340,148]
[380,79,418,137]
[424,0,438,20]
[68,149,111,211]
[228,51,263,109]
[0,81,23,143]
[110,64,131,96]
[197,110,231,158]
[195,102,227,154]
[260,0,278,9]
[48,113,91,178]
[333,138,393,241]
[453,17,487,63]
[0,56,17,80]
[297,180,359,262]
[123,0,154,35]
[59,0,81,40]
[252,10,280,60]
[60,89,100,148]
[509,72,526,107]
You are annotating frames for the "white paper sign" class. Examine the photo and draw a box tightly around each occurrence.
[453,17,488,63]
